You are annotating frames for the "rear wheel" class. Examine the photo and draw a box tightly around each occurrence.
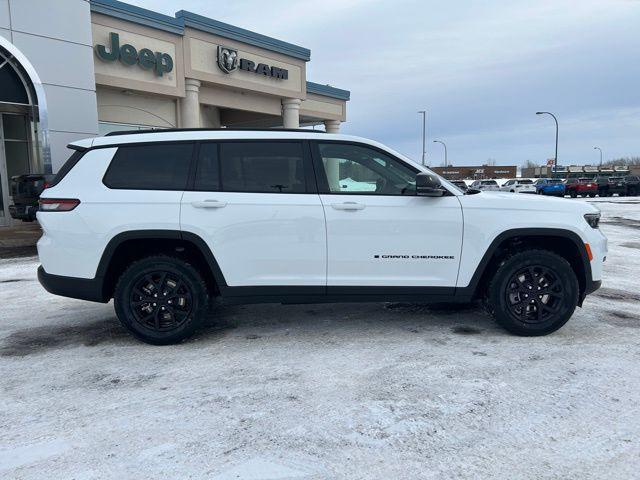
[486,250,578,336]
[570,191,577,198]
[114,255,209,345]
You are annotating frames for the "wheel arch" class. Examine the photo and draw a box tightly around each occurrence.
[460,228,592,304]
[97,230,227,301]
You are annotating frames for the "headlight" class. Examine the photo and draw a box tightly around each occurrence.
[584,213,600,229]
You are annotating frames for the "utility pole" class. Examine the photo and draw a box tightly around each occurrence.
[536,111,558,177]
[433,140,448,167]
[594,146,603,167]
[418,110,426,165]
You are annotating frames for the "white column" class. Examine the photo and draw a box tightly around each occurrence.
[282,98,301,129]
[180,78,201,128]
[324,120,341,134]
[201,105,221,128]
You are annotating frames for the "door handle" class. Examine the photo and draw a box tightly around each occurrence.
[331,202,365,211]
[191,200,227,208]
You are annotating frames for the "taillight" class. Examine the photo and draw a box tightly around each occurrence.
[39,198,80,212]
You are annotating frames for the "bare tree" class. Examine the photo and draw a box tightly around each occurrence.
[522,159,537,169]
[485,158,497,166]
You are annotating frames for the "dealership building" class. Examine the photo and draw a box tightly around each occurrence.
[0,0,350,226]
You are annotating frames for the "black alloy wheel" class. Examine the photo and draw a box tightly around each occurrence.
[114,256,209,344]
[487,249,578,336]
[130,271,193,331]
[505,265,563,324]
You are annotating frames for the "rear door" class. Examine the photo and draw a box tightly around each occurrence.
[312,141,463,289]
[181,140,326,288]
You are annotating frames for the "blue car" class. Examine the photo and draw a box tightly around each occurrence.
[534,178,566,196]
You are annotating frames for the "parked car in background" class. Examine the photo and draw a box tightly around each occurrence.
[450,180,468,192]
[470,179,499,191]
[534,178,566,197]
[565,178,597,198]
[9,174,54,222]
[594,177,611,197]
[500,179,536,194]
[623,176,640,196]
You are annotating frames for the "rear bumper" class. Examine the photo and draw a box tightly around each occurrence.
[37,266,108,303]
[9,204,38,221]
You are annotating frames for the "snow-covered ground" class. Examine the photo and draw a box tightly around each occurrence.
[1,198,639,479]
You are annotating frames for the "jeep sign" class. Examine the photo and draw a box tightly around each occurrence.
[95,32,173,77]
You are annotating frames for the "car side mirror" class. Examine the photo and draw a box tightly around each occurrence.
[416,173,444,197]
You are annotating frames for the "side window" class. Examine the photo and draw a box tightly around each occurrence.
[194,142,220,191]
[103,143,193,190]
[316,142,417,195]
[219,142,306,193]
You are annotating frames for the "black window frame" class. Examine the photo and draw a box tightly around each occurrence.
[309,140,425,196]
[102,141,197,191]
[186,139,316,194]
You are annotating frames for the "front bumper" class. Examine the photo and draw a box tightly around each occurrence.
[38,266,108,303]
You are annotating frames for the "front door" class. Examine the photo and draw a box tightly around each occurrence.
[181,140,326,289]
[313,141,463,289]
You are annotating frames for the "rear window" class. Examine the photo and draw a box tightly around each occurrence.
[219,142,306,193]
[482,180,497,185]
[103,143,194,190]
[518,179,533,184]
[548,179,563,184]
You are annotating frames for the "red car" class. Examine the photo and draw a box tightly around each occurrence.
[565,177,597,198]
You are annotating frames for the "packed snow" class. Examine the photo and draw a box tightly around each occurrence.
[1,197,639,479]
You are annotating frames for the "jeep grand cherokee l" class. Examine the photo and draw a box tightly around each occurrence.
[37,130,606,344]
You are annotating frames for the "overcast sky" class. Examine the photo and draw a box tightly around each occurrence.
[127,0,640,167]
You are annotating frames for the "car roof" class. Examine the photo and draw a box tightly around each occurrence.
[70,130,371,150]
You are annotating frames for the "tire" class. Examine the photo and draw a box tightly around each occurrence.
[570,191,577,198]
[588,193,595,198]
[114,255,209,345]
[486,250,579,336]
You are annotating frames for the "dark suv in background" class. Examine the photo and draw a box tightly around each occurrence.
[9,174,53,222]
[623,176,640,196]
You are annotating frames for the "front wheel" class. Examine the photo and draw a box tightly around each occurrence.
[114,255,209,345]
[486,250,579,336]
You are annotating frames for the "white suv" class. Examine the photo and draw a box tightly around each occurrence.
[500,179,536,194]
[470,179,500,191]
[37,130,607,344]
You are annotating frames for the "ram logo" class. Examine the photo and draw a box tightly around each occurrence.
[217,46,238,74]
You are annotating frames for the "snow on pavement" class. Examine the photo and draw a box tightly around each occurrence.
[0,198,639,479]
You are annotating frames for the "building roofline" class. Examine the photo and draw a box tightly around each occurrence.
[175,10,310,61]
[90,0,184,35]
[306,81,350,101]
[90,0,311,61]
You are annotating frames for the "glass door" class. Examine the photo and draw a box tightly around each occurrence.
[0,113,31,226]
[0,115,10,226]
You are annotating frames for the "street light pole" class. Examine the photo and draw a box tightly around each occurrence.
[536,111,558,177]
[418,110,426,165]
[594,146,603,167]
[433,140,448,167]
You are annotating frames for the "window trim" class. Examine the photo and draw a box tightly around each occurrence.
[102,141,196,191]
[186,139,317,194]
[310,140,422,196]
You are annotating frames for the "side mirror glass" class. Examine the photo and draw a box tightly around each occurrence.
[416,173,444,197]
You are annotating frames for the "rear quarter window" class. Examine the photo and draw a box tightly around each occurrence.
[103,143,194,190]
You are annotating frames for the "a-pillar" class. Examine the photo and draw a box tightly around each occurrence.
[282,98,301,128]
[324,120,341,134]
[180,78,201,128]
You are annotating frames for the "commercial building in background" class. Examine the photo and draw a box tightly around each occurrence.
[432,165,517,180]
[0,0,350,226]
[522,165,640,179]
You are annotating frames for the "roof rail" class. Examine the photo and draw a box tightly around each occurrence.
[104,127,327,137]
